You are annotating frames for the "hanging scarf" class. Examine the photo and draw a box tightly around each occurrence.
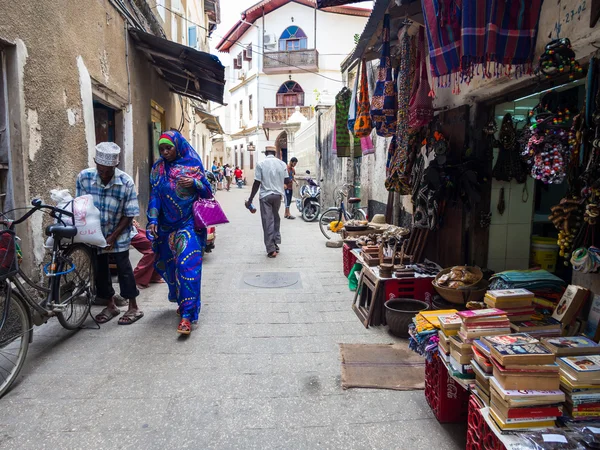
[335,88,352,157]
[409,27,434,128]
[348,63,360,132]
[354,60,373,138]
[361,136,375,156]
[421,0,462,87]
[370,14,397,137]
[484,0,543,75]
[385,30,413,194]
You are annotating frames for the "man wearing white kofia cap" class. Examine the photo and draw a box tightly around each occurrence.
[76,142,143,325]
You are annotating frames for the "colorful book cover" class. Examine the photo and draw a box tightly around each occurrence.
[512,318,561,329]
[487,289,534,299]
[484,333,538,346]
[559,355,600,373]
[473,339,490,355]
[458,308,506,319]
[490,377,565,399]
[439,314,462,327]
[585,294,600,341]
[544,336,599,349]
[492,343,552,357]
[552,285,589,324]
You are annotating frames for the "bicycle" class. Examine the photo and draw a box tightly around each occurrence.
[0,199,95,398]
[319,183,367,240]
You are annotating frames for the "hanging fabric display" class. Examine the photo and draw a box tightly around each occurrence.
[385,30,412,194]
[347,61,360,133]
[334,88,353,157]
[492,114,528,183]
[421,0,462,89]
[409,27,434,129]
[361,136,375,156]
[421,0,544,90]
[354,60,372,138]
[370,14,397,137]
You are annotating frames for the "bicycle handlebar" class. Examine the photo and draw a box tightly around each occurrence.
[8,198,74,226]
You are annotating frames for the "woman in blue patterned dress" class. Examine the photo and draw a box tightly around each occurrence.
[147,130,212,335]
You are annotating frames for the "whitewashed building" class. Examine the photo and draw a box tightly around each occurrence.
[215,0,369,177]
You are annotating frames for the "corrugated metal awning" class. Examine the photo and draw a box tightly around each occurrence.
[129,28,226,104]
[196,108,224,134]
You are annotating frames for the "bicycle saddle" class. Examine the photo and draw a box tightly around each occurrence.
[45,224,77,239]
[348,197,361,204]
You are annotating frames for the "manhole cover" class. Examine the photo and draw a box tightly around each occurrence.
[242,272,300,288]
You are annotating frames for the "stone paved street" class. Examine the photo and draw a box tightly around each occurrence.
[0,187,465,450]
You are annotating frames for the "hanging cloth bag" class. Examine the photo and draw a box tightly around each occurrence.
[335,88,352,157]
[370,14,397,138]
[409,27,434,128]
[354,60,372,138]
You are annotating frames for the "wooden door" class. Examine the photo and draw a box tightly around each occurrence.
[423,105,470,267]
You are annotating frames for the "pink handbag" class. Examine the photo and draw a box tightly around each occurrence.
[193,197,229,229]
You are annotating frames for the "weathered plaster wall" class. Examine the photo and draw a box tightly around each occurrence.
[0,0,177,268]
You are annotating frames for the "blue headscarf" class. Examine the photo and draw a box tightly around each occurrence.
[150,130,207,189]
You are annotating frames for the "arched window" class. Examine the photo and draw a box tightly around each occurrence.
[276,81,305,107]
[279,26,308,51]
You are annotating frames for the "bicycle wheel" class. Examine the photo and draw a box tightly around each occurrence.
[56,244,94,330]
[0,291,30,398]
[351,208,367,222]
[319,207,344,240]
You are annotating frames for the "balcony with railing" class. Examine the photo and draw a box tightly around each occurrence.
[263,106,314,124]
[262,49,319,74]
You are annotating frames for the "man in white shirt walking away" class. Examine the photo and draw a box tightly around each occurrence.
[245,146,290,258]
[225,164,233,191]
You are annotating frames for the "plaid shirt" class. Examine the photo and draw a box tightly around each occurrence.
[76,168,140,254]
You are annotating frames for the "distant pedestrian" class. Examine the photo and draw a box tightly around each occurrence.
[284,157,299,219]
[76,142,143,325]
[131,219,164,289]
[245,146,290,258]
[147,130,212,335]
[234,166,243,183]
[225,164,232,191]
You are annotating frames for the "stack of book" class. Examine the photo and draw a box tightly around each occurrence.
[471,339,493,405]
[510,317,562,339]
[484,289,535,322]
[550,338,600,421]
[449,335,474,376]
[487,334,564,430]
[490,378,565,432]
[457,308,511,341]
[438,313,461,361]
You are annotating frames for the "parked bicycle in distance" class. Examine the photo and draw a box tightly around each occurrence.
[319,183,367,240]
[0,199,95,398]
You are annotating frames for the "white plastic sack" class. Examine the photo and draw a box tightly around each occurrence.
[45,190,107,248]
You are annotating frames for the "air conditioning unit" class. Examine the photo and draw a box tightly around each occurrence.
[263,33,277,50]
[237,70,246,81]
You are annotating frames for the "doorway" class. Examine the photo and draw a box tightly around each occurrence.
[275,131,288,162]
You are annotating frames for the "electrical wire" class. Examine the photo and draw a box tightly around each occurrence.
[151,4,345,84]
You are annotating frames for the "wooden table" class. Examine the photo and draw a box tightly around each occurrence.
[351,249,435,328]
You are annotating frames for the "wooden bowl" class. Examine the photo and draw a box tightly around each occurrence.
[432,279,489,305]
[434,266,483,288]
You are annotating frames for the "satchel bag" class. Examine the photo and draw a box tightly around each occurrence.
[193,197,229,229]
[354,60,373,138]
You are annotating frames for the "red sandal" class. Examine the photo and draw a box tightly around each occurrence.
[177,318,192,335]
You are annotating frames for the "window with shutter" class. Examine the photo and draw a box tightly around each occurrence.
[188,26,197,48]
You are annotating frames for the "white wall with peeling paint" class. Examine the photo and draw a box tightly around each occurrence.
[77,56,96,168]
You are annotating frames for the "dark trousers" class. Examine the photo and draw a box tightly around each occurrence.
[260,194,282,253]
[96,250,139,300]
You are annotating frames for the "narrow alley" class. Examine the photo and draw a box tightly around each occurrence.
[0,187,464,450]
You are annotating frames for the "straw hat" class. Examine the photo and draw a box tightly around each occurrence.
[369,214,390,229]
[94,142,121,167]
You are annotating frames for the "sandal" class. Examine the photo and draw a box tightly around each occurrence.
[95,307,120,324]
[118,309,144,325]
[267,251,277,258]
[177,318,192,335]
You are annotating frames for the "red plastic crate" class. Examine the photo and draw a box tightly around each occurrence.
[467,394,506,450]
[343,244,358,277]
[384,277,435,305]
[425,352,470,423]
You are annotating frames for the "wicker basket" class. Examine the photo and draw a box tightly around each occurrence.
[432,279,489,305]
